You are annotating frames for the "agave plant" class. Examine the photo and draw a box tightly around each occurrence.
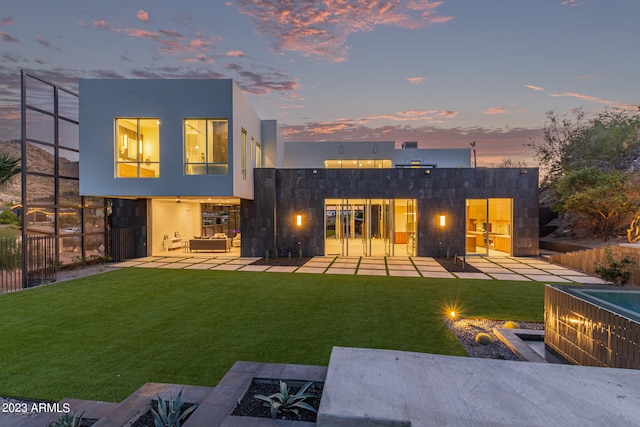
[254,380,318,419]
[46,411,85,427]
[150,390,199,427]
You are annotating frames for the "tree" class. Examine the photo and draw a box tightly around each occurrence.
[497,158,528,168]
[524,108,587,188]
[553,167,632,241]
[0,152,20,189]
[525,108,640,188]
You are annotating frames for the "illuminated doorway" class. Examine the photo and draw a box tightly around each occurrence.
[465,198,513,256]
[325,198,416,256]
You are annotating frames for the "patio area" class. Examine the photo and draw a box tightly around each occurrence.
[112,254,607,284]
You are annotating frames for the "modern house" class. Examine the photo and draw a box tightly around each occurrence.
[79,79,539,260]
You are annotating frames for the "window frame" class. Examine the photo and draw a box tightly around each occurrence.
[115,118,160,178]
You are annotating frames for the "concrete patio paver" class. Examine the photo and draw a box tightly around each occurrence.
[454,272,491,280]
[210,264,241,271]
[357,269,388,276]
[119,254,604,284]
[489,273,531,281]
[388,269,420,277]
[295,267,327,274]
[325,268,356,275]
[525,274,572,282]
[265,266,299,273]
[183,264,214,270]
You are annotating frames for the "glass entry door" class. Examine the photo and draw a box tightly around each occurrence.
[325,198,417,257]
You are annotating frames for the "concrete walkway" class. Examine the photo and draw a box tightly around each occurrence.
[318,347,640,427]
[112,255,606,284]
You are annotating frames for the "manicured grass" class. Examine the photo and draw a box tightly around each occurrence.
[0,268,546,402]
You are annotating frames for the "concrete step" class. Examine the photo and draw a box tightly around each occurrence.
[60,398,119,422]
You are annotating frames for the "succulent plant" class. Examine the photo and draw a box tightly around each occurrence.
[475,332,492,345]
[503,321,519,329]
[46,412,85,427]
[151,390,198,427]
[254,380,318,419]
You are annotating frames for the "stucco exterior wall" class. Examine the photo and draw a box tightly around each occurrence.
[79,79,263,199]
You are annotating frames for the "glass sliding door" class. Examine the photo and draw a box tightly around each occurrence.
[466,199,489,256]
[466,198,513,256]
[325,198,417,257]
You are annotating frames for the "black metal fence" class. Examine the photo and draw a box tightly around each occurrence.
[109,227,138,261]
[0,235,56,293]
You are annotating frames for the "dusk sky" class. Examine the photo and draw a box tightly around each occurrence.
[1,1,638,166]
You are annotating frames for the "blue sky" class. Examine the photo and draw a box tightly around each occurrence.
[1,1,638,165]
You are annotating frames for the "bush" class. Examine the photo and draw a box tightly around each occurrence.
[503,321,519,329]
[0,210,20,225]
[595,248,637,286]
[475,333,492,345]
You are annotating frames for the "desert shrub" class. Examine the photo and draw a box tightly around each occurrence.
[254,380,318,419]
[475,333,492,345]
[47,412,85,427]
[595,248,637,286]
[503,321,519,329]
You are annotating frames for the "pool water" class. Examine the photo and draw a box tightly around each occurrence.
[582,290,640,314]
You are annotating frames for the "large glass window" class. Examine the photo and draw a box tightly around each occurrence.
[255,141,262,168]
[324,159,392,168]
[115,118,160,178]
[184,119,228,175]
[241,128,247,179]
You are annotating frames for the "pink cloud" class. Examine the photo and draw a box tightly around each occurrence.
[559,0,587,7]
[232,0,452,62]
[137,10,149,22]
[181,54,214,64]
[482,107,508,115]
[92,19,217,55]
[361,109,459,123]
[1,32,19,43]
[406,76,426,84]
[0,16,12,26]
[439,110,458,119]
[226,50,245,57]
[525,84,544,91]
[550,91,637,111]
[35,35,62,53]
[93,20,110,30]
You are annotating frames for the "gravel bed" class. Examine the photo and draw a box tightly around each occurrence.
[447,318,544,360]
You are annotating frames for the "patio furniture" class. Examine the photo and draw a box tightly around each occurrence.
[189,238,231,252]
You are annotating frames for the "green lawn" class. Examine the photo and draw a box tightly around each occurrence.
[0,268,546,402]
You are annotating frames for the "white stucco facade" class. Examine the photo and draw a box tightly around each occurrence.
[79,79,278,200]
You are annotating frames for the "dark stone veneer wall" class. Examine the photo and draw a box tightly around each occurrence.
[242,168,539,258]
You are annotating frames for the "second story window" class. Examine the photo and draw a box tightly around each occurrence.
[115,118,160,178]
[241,128,247,179]
[184,119,228,175]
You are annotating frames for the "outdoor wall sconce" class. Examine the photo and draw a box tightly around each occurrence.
[296,215,303,227]
[176,196,181,204]
[312,169,318,174]
[424,169,431,175]
[439,215,446,227]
